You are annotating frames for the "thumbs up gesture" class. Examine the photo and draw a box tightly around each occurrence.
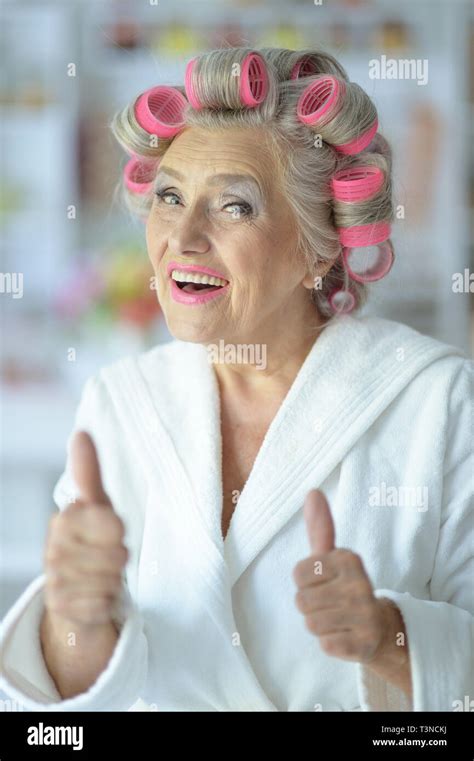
[293,490,392,664]
[43,432,129,628]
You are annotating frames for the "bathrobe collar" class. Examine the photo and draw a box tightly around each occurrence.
[107,315,461,588]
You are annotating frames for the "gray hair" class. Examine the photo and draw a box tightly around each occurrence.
[110,47,394,318]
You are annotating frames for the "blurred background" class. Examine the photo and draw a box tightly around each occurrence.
[0,0,473,636]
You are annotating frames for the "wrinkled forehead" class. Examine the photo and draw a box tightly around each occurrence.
[157,126,282,198]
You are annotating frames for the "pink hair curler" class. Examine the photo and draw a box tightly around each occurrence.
[124,157,158,195]
[240,53,269,106]
[327,287,356,314]
[342,241,394,283]
[135,86,187,138]
[364,136,381,153]
[331,166,384,202]
[335,119,378,155]
[297,76,378,156]
[184,57,201,110]
[185,52,269,110]
[337,221,391,247]
[297,75,345,126]
[290,57,318,80]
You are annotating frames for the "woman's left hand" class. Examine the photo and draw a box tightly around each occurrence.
[293,490,412,695]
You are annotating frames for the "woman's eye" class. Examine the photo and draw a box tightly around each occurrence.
[223,201,253,218]
[154,190,253,218]
[155,189,181,206]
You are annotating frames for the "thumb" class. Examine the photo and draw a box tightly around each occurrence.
[303,489,335,555]
[71,431,112,507]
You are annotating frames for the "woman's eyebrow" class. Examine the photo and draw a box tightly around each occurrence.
[207,173,261,191]
[155,167,262,193]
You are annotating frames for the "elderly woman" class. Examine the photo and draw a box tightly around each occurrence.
[0,47,472,713]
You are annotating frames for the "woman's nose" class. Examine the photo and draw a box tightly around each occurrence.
[168,205,211,258]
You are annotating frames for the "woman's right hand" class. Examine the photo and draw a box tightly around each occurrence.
[43,431,129,629]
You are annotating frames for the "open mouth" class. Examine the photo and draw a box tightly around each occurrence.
[171,270,229,294]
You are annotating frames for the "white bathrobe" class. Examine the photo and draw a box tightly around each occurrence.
[1,315,473,712]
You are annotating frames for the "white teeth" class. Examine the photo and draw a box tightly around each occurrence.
[171,270,228,286]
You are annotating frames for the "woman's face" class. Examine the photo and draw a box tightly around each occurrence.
[146,126,315,345]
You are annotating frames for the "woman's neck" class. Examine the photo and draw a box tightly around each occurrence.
[211,312,327,403]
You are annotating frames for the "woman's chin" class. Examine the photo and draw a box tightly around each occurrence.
[165,315,221,345]
[159,289,232,345]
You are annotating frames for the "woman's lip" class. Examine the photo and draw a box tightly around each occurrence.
[170,278,229,305]
[166,261,229,283]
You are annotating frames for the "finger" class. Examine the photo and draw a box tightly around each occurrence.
[304,489,335,555]
[46,571,123,598]
[294,548,372,591]
[296,580,374,617]
[59,503,125,546]
[45,536,128,574]
[305,608,353,637]
[318,632,362,662]
[293,553,337,588]
[71,431,112,507]
[295,579,345,615]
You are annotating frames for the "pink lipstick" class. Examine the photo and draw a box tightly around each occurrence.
[167,261,230,306]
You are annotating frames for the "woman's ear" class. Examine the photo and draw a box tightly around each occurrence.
[302,272,317,289]
[302,260,335,289]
